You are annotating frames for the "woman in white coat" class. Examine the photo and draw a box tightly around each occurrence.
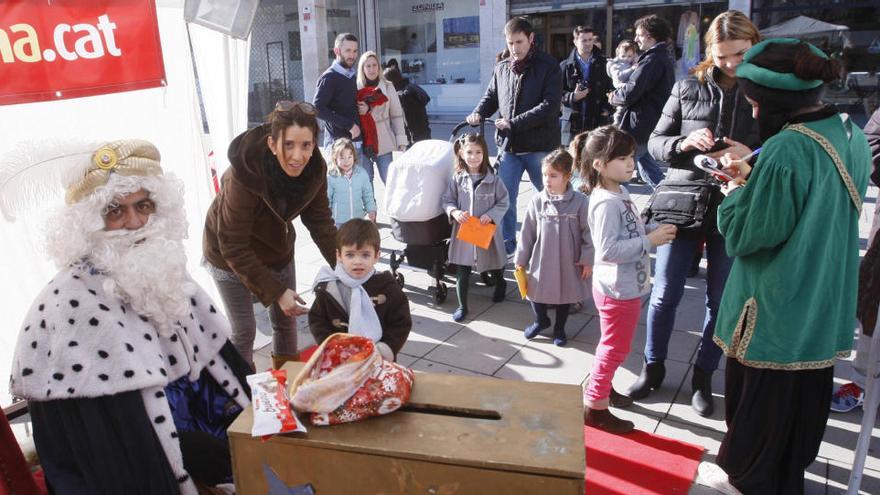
[356,51,407,185]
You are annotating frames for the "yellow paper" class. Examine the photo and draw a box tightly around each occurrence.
[514,266,528,299]
[456,216,496,250]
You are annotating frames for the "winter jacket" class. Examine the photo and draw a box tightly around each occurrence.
[309,271,412,357]
[609,42,675,143]
[607,57,635,127]
[314,65,359,143]
[358,79,407,156]
[560,48,613,136]
[515,185,593,305]
[473,50,563,153]
[442,171,509,272]
[203,124,337,306]
[328,166,377,225]
[395,78,431,144]
[647,68,760,236]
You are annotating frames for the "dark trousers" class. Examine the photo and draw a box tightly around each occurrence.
[717,358,833,494]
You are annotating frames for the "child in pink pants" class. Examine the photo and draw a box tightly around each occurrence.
[577,126,677,433]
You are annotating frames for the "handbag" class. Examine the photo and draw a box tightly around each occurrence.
[290,333,414,426]
[642,173,716,230]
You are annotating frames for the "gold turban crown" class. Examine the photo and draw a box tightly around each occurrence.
[65,139,163,204]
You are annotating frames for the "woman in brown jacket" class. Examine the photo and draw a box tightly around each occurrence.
[203,101,337,367]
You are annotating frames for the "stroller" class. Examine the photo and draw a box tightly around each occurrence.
[385,121,499,303]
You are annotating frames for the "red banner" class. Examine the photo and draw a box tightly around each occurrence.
[0,0,166,106]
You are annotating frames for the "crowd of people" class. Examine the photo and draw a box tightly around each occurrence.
[6,8,880,495]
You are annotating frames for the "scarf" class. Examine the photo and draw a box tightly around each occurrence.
[356,86,389,156]
[330,60,356,79]
[511,43,536,75]
[263,150,318,217]
[314,264,382,342]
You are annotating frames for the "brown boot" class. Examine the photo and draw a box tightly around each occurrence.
[272,352,299,370]
[584,407,634,434]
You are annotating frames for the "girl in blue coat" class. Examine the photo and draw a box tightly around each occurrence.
[327,138,377,228]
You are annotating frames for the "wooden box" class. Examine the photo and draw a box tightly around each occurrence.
[228,362,585,494]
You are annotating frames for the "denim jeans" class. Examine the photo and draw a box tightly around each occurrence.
[644,229,733,372]
[360,151,394,185]
[207,261,297,365]
[635,143,665,189]
[499,151,546,254]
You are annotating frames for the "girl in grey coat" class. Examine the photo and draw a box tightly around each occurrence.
[442,134,510,322]
[515,149,593,346]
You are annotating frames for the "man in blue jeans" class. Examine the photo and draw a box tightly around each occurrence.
[467,17,562,255]
[609,15,674,188]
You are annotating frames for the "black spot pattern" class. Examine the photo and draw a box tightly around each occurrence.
[168,355,177,366]
[155,415,166,424]
[159,368,166,376]
[98,374,109,381]
[22,368,33,376]
[139,315,149,322]
[69,300,79,308]
[143,333,153,341]
[30,341,36,349]
[155,390,165,398]
[87,289,96,295]
[46,389,51,397]
[124,370,134,378]
[209,305,216,313]
[120,306,126,314]
[40,320,46,329]
[222,380,230,387]
[53,289,59,295]
[38,304,44,311]
[89,317,99,326]
[193,346,199,354]
[68,341,78,347]
[98,304,110,311]
[72,364,83,372]
[208,360,215,366]
[124,343,133,352]
[68,319,75,325]
[98,350,109,359]
[199,325,205,333]
[232,388,239,398]
[170,334,178,342]
[211,333,217,340]
[52,373,64,381]
[67,387,75,394]
[117,322,124,328]
[23,325,30,332]
[170,431,178,439]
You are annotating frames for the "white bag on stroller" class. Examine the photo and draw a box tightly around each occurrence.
[384,139,454,222]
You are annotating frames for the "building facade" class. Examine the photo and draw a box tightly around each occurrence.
[246,0,880,124]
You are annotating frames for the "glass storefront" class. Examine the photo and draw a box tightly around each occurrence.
[376,0,480,85]
[752,0,880,125]
[324,0,361,66]
[247,0,302,125]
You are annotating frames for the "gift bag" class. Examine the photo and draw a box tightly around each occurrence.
[290,333,414,426]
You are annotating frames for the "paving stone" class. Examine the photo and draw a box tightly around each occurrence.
[494,338,594,386]
[667,364,728,430]
[422,326,524,375]
[826,458,880,495]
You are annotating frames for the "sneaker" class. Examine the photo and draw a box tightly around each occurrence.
[697,462,742,495]
[830,382,864,412]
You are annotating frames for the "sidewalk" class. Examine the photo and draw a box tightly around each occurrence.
[254,169,880,494]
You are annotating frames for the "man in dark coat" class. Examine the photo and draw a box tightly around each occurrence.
[560,25,613,145]
[467,16,563,255]
[314,33,363,147]
[609,15,675,188]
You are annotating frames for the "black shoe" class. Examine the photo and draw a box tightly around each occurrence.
[493,278,507,302]
[625,361,666,400]
[584,407,634,434]
[610,387,634,408]
[691,366,714,417]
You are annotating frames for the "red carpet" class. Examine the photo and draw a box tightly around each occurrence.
[584,425,704,495]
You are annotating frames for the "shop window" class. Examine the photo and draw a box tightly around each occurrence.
[377,1,479,85]
[247,0,303,126]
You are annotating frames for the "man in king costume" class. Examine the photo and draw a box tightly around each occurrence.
[6,140,252,494]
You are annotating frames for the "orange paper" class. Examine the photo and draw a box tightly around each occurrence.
[514,266,528,299]
[456,216,496,250]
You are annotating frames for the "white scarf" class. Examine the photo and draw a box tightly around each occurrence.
[314,265,382,342]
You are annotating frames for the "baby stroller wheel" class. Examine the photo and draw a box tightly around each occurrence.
[480,271,495,286]
[395,272,405,288]
[434,282,448,304]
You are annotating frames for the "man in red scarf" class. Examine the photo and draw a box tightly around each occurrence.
[466,17,562,256]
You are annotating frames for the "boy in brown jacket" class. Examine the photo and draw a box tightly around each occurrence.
[309,219,412,360]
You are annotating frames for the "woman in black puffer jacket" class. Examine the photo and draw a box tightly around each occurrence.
[626,11,761,417]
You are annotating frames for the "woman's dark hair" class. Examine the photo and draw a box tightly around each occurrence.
[738,41,843,140]
[504,17,533,37]
[453,133,491,175]
[542,148,574,176]
[385,58,399,70]
[634,15,671,43]
[383,67,405,91]
[571,126,636,193]
[266,100,319,142]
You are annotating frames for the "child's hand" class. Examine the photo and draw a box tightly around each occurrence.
[367,211,377,222]
[577,263,593,280]
[647,224,677,247]
[452,209,470,224]
[479,214,492,225]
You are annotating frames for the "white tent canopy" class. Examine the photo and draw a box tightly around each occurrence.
[760,15,850,41]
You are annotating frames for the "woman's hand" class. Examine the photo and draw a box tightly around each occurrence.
[452,209,470,224]
[277,289,309,317]
[711,138,751,161]
[720,152,752,182]
[577,263,593,280]
[479,214,492,225]
[357,102,369,115]
[720,179,746,196]
[647,224,678,247]
[681,128,715,152]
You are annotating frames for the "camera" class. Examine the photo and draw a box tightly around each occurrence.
[708,137,728,153]
[577,81,588,92]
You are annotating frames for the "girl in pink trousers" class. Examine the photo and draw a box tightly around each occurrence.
[580,126,677,433]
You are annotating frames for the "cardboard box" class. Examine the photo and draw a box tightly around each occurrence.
[229,362,585,494]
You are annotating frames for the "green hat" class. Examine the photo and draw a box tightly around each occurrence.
[735,38,828,91]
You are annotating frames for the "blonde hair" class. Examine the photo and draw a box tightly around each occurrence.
[328,138,358,176]
[692,11,761,83]
[356,51,384,87]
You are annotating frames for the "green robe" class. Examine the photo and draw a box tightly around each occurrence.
[714,114,871,370]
